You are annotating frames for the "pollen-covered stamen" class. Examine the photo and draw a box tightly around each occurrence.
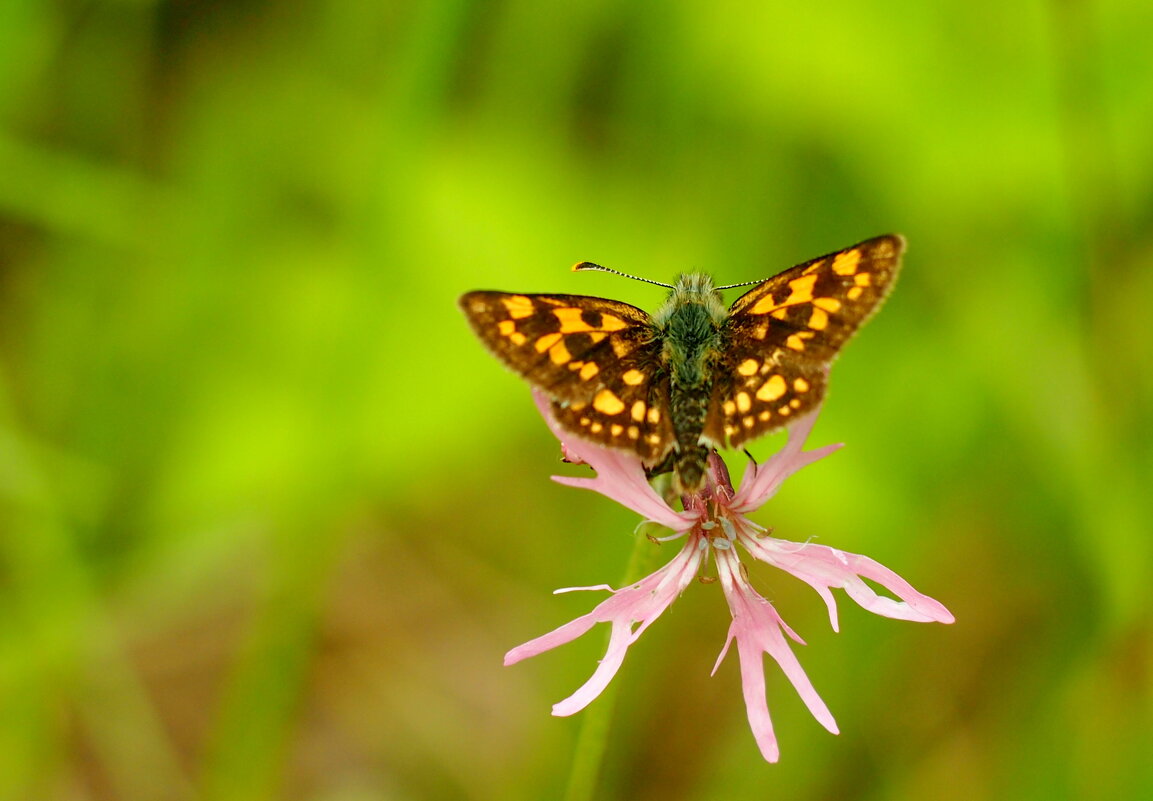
[637,519,688,544]
[693,515,724,546]
[695,500,745,551]
[747,519,771,537]
[714,514,733,537]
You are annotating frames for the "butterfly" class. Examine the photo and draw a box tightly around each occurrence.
[459,235,904,493]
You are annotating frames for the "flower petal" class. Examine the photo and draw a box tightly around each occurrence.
[505,533,706,715]
[532,389,693,530]
[713,547,838,762]
[742,537,955,630]
[732,406,842,511]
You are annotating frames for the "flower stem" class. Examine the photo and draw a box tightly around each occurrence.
[562,524,665,801]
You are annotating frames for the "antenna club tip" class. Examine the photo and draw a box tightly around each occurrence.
[572,261,599,272]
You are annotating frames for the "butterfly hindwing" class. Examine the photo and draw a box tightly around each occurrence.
[703,356,828,449]
[549,371,676,462]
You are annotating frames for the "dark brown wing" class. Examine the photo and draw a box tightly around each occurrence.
[703,235,905,448]
[459,291,675,463]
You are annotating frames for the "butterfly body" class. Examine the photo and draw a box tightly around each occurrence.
[460,235,904,494]
[651,274,728,489]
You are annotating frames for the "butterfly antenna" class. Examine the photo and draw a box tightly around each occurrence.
[715,278,766,290]
[572,262,674,289]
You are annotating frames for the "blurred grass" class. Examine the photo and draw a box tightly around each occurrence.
[1,0,1151,799]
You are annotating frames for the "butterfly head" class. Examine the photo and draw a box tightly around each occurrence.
[652,272,727,330]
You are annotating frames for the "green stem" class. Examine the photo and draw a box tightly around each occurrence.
[562,523,665,801]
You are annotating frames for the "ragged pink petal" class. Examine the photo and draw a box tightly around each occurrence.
[739,535,955,631]
[732,408,842,512]
[505,533,706,716]
[532,389,693,530]
[712,546,838,762]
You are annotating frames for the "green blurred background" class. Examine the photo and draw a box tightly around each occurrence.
[1,1,1151,799]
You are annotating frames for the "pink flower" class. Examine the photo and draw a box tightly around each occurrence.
[506,390,954,762]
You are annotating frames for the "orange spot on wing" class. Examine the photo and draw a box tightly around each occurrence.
[535,333,562,353]
[784,274,817,305]
[502,295,536,319]
[599,314,628,332]
[611,339,634,357]
[756,375,787,402]
[594,389,626,415]
[750,295,777,315]
[832,249,861,276]
[554,307,595,333]
[554,307,630,333]
[750,274,816,314]
[549,340,572,364]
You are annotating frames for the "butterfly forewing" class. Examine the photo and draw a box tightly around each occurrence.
[459,291,673,457]
[707,234,904,449]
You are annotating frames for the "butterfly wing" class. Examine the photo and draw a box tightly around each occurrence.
[704,234,905,448]
[459,291,675,462]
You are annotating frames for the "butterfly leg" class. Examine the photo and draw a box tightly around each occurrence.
[644,451,676,480]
